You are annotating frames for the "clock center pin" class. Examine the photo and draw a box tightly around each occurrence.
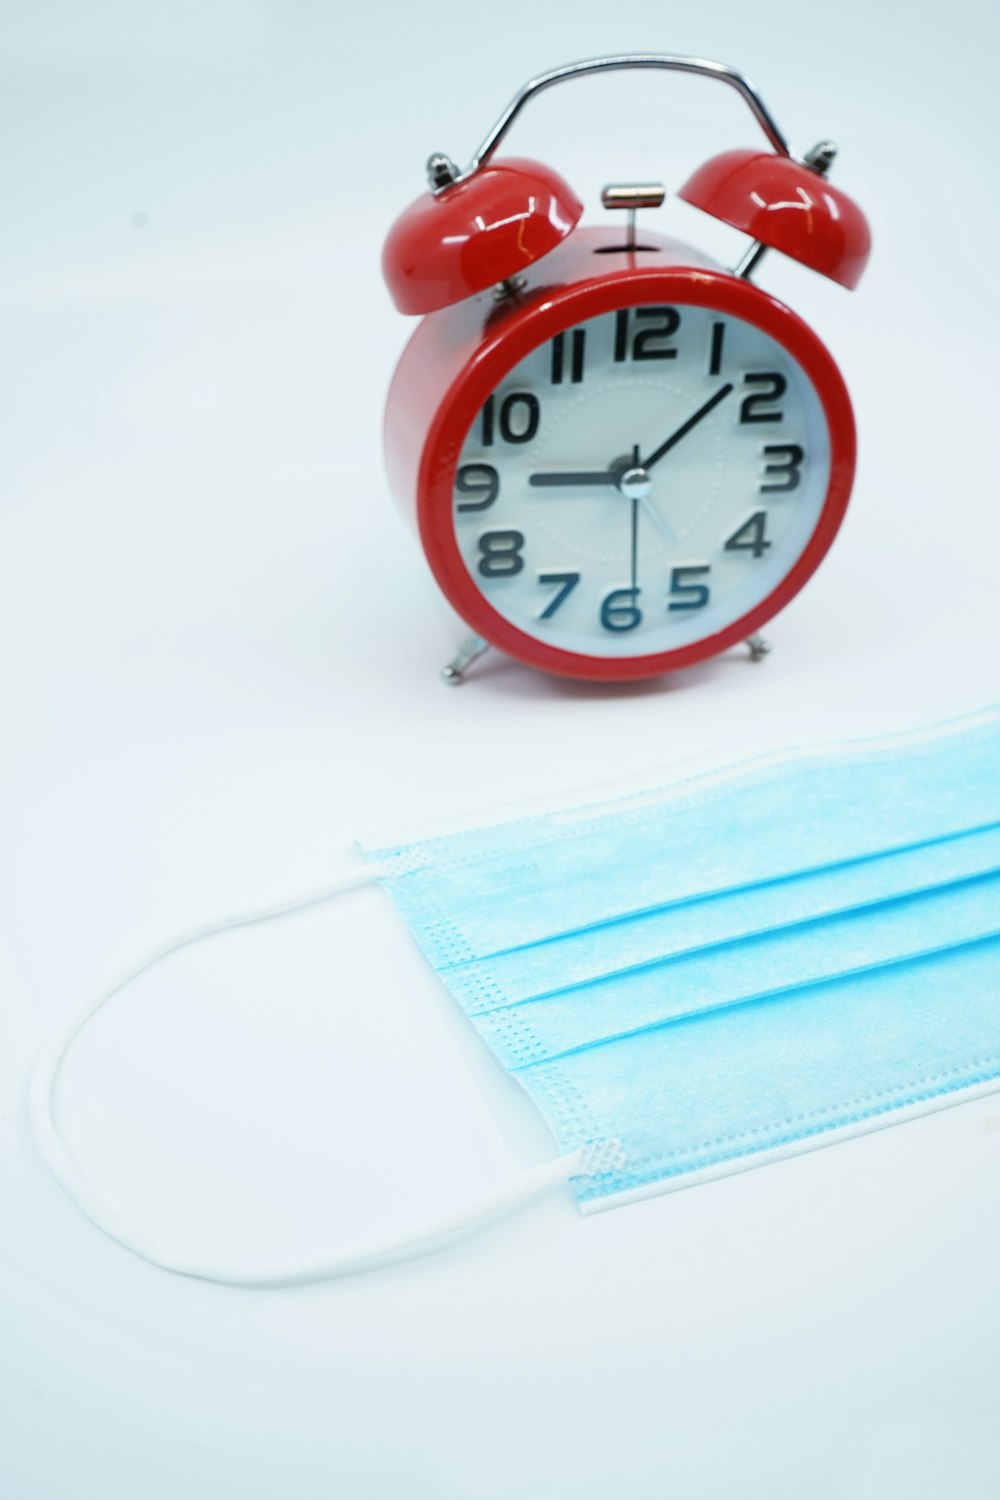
[617,466,652,502]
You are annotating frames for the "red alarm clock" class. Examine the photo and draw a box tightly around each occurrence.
[382,54,870,683]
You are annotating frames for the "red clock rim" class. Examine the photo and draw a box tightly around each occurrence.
[416,267,856,681]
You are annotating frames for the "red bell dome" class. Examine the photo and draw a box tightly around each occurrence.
[679,149,871,290]
[382,157,583,315]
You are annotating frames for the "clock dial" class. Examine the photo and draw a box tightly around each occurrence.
[451,302,832,658]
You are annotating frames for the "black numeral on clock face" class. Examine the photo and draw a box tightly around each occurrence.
[551,330,586,385]
[739,372,787,423]
[481,393,541,446]
[668,565,711,611]
[709,321,725,377]
[614,307,681,362]
[600,587,642,632]
[455,464,499,512]
[537,572,580,619]
[477,530,525,577]
[725,512,771,558]
[761,444,804,492]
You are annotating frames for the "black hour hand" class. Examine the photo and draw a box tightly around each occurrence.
[529,470,619,488]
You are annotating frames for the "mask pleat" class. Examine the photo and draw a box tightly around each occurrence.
[443,823,1000,1015]
[516,935,1000,1207]
[472,869,1000,1069]
[374,721,1000,967]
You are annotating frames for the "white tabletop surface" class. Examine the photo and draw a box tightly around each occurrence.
[3,2,1000,1496]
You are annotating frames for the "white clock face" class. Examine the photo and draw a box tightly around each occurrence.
[452,301,833,657]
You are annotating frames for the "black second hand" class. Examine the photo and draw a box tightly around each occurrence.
[629,443,640,595]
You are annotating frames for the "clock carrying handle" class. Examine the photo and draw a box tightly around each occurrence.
[391,55,867,314]
[454,53,794,185]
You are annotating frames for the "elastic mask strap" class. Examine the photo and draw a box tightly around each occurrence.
[28,865,586,1287]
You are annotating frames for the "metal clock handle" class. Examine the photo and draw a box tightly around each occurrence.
[430,54,796,191]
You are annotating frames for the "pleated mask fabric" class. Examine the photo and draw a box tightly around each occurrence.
[363,708,1000,1213]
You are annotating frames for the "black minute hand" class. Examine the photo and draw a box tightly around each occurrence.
[640,383,734,471]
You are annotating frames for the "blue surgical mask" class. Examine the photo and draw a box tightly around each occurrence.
[29,707,1000,1283]
[366,708,1000,1213]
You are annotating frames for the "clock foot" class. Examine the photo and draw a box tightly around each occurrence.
[442,633,491,685]
[745,632,771,663]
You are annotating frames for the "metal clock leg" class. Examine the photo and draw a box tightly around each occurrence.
[745,633,771,662]
[442,633,491,684]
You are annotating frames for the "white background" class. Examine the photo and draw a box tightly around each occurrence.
[3,2,1000,1496]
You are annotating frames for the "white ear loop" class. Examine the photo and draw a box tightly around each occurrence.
[28,866,587,1287]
